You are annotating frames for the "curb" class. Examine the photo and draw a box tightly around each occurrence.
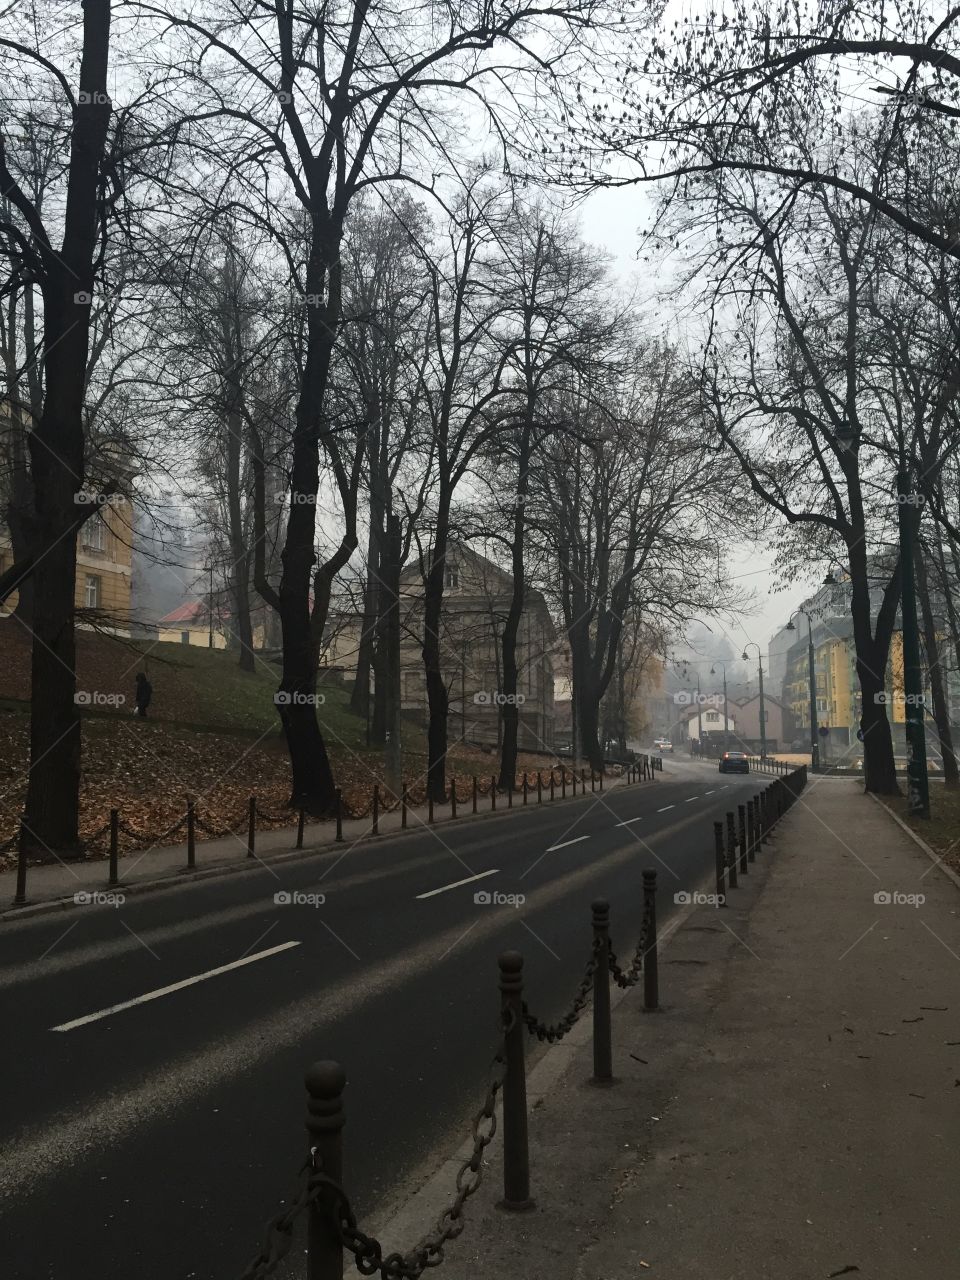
[868,791,960,893]
[0,775,663,923]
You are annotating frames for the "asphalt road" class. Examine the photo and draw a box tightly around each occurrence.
[0,756,763,1280]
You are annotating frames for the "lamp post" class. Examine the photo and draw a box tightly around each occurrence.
[710,662,729,752]
[786,608,820,772]
[696,670,703,752]
[741,642,766,759]
[207,563,214,649]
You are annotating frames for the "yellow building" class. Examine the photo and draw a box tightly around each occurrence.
[0,496,134,631]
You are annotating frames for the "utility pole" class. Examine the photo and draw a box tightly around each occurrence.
[742,642,766,758]
[898,469,930,817]
[696,671,703,752]
[208,563,214,649]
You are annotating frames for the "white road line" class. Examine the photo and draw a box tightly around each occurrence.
[657,805,675,813]
[416,869,499,900]
[615,816,643,827]
[50,941,301,1033]
[684,796,699,803]
[704,790,715,795]
[546,835,591,851]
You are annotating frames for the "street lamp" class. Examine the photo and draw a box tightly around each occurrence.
[710,662,729,752]
[741,641,767,759]
[785,608,819,771]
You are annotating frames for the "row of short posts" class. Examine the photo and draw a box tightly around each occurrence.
[297,867,666,1269]
[52,751,659,904]
[712,767,807,904]
[292,772,812,1274]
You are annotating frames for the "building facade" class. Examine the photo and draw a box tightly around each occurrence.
[0,497,134,630]
[325,544,557,750]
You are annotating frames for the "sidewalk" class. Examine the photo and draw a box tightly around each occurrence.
[394,776,960,1279]
[0,771,646,919]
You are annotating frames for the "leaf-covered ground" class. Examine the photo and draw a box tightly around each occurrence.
[0,623,565,863]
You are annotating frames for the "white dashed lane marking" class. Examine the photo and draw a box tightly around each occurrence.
[51,941,302,1032]
[416,869,499,900]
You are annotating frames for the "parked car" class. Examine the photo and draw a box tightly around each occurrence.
[653,737,673,753]
[718,751,749,774]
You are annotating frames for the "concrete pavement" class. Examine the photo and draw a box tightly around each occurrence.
[408,774,960,1280]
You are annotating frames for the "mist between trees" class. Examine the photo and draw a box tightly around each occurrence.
[2,1,957,854]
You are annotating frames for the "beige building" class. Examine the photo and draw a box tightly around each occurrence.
[325,544,557,750]
[0,496,134,631]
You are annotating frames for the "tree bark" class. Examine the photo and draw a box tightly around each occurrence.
[916,541,959,788]
[498,426,531,790]
[18,0,113,859]
[848,537,899,795]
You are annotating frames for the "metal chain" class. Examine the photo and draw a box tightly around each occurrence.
[238,1010,514,1280]
[118,812,189,845]
[254,803,296,823]
[609,905,652,991]
[521,941,599,1043]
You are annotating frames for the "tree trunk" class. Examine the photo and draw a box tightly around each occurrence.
[916,542,959,787]
[498,490,529,789]
[275,222,343,815]
[19,1,113,858]
[422,513,450,802]
[848,539,899,794]
[350,518,378,720]
[226,407,255,671]
[379,512,402,792]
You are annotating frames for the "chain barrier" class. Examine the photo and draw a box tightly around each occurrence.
[608,903,652,990]
[521,939,600,1043]
[239,1009,514,1280]
[80,819,115,851]
[254,802,297,824]
[118,812,189,845]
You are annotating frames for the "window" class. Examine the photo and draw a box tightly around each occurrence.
[445,564,459,590]
[181,630,190,645]
[82,517,106,553]
[84,575,101,608]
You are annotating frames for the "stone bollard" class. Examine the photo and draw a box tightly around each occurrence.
[187,797,196,869]
[304,1060,346,1280]
[499,952,534,1211]
[591,900,613,1083]
[714,821,726,904]
[643,869,659,1011]
[247,794,256,858]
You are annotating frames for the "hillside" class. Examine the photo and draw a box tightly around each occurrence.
[0,622,558,855]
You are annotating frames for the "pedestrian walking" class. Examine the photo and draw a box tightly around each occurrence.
[134,672,152,718]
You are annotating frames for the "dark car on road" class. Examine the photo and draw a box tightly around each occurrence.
[718,751,749,774]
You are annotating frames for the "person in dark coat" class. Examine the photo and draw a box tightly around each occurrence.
[134,672,152,718]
